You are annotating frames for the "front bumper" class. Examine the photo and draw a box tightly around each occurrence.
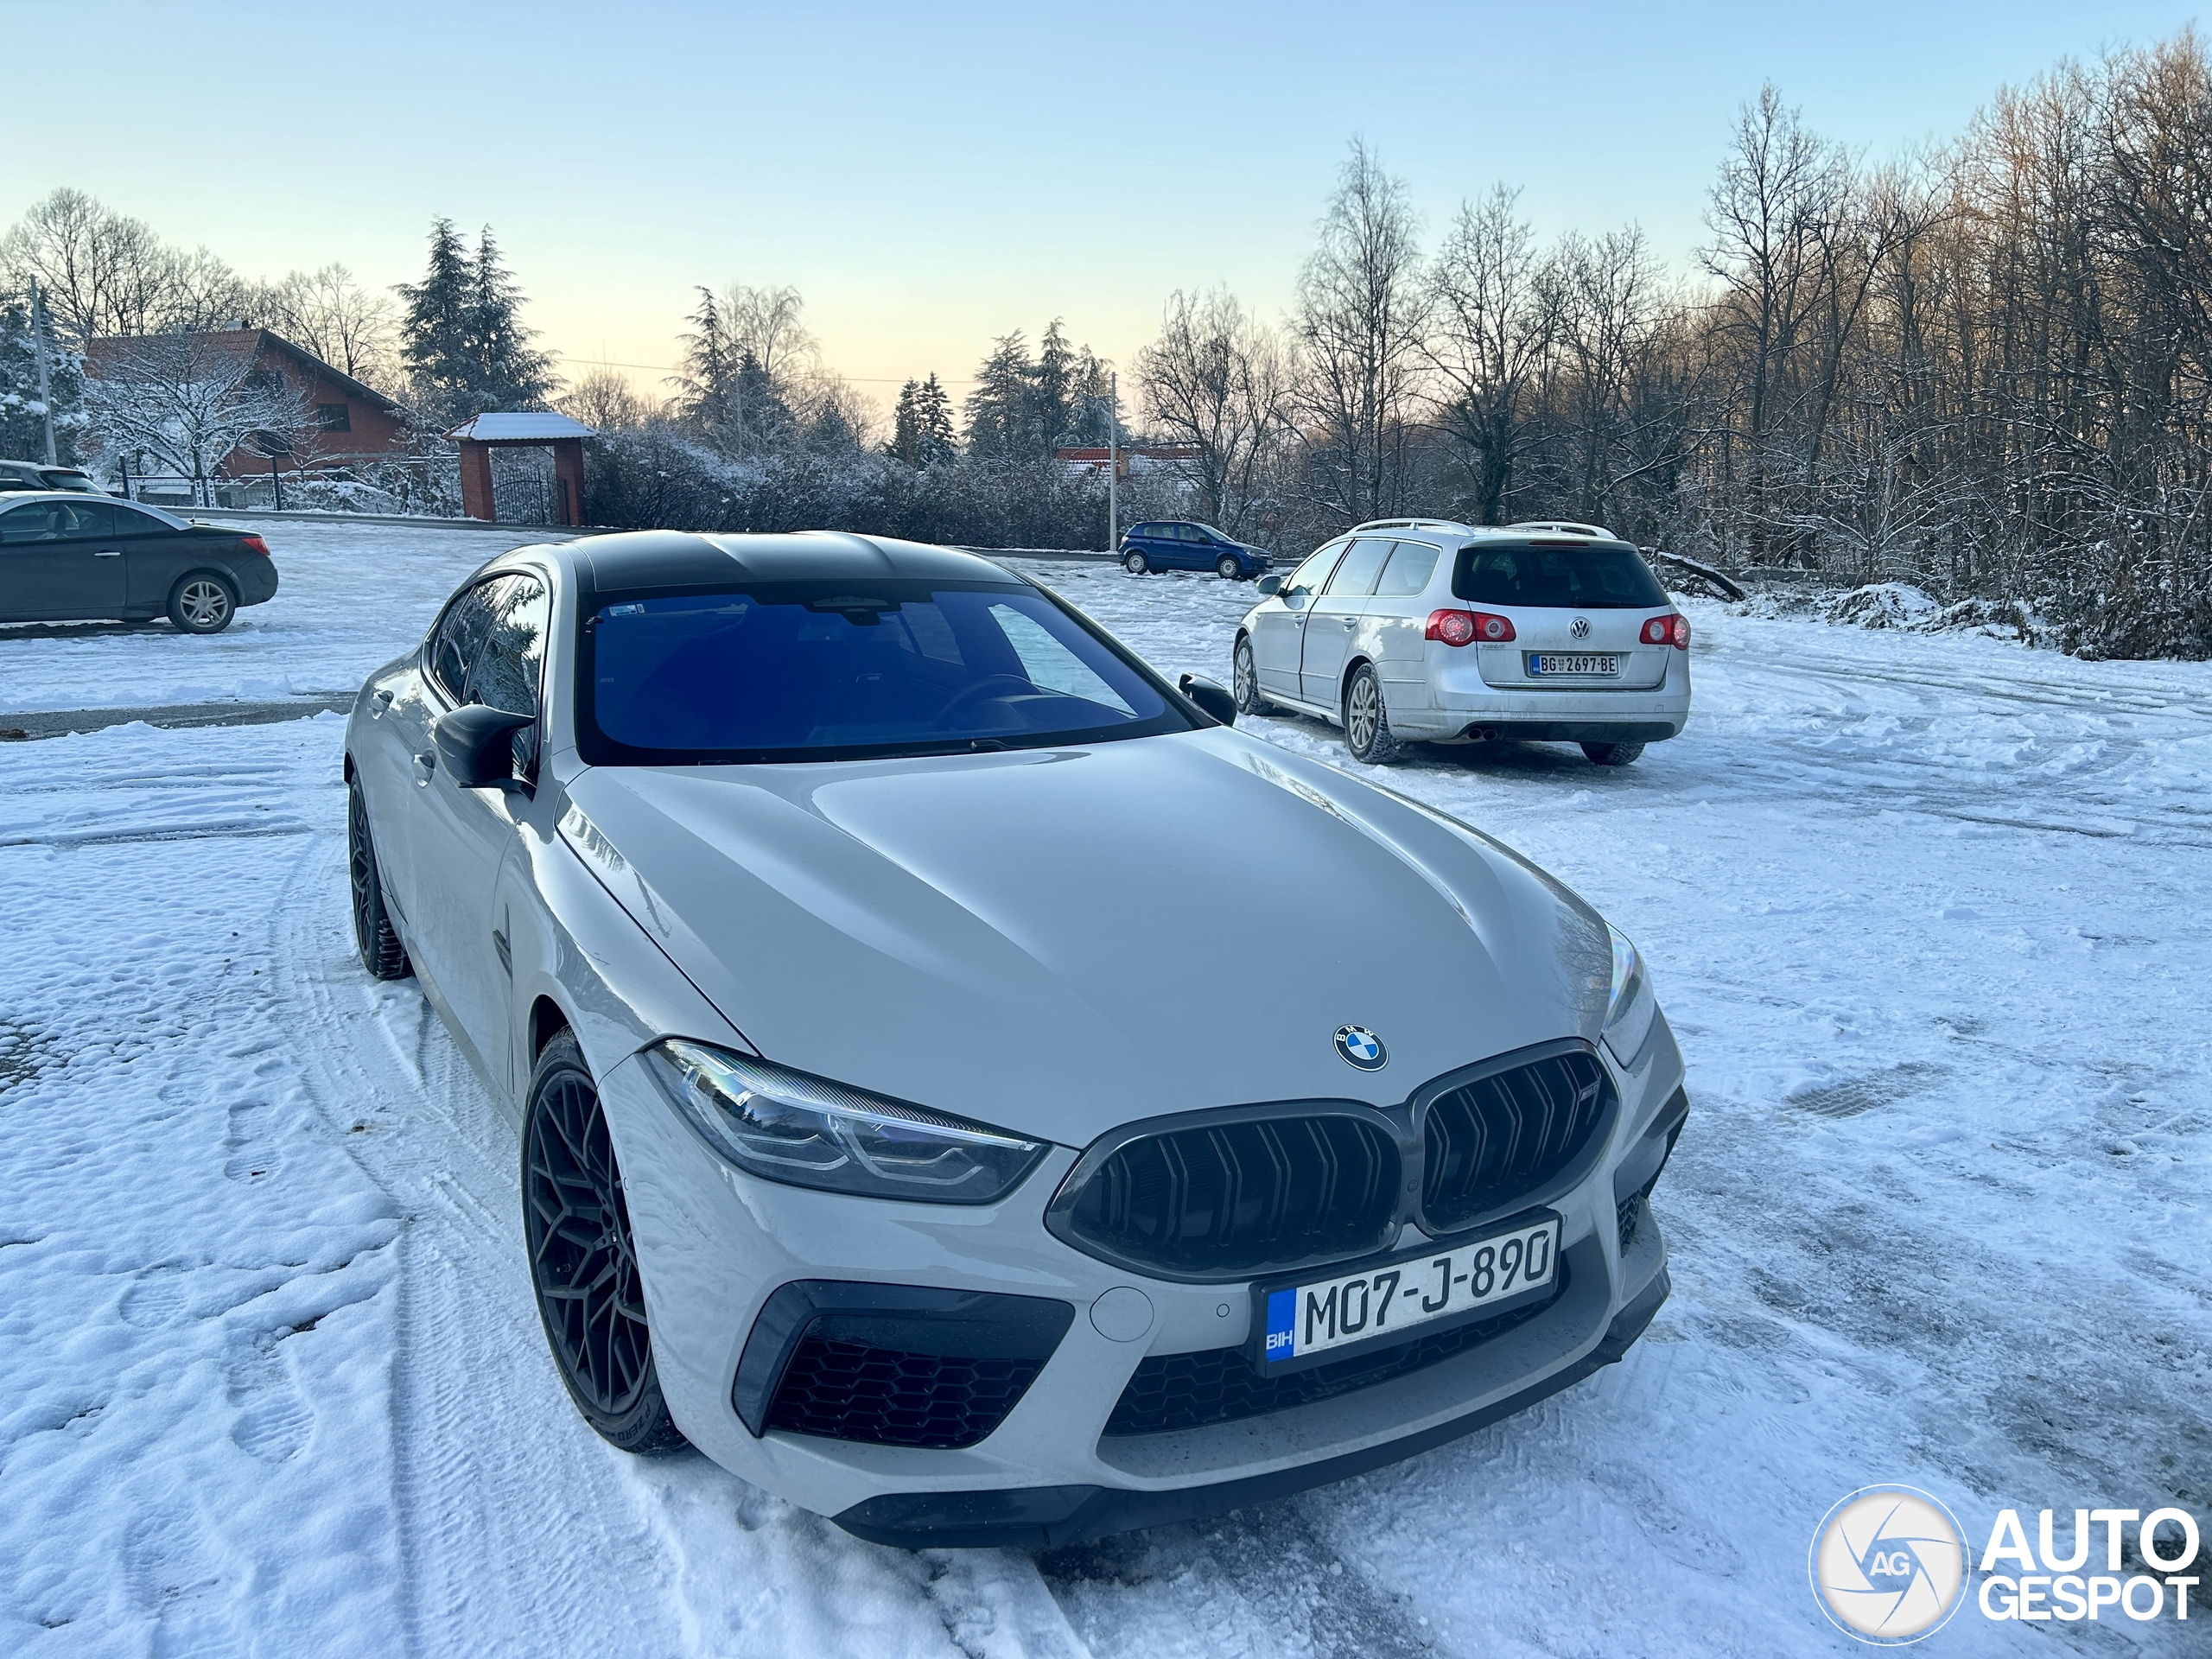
[601,1022,1684,1546]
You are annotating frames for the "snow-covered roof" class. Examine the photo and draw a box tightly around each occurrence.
[443,412,597,442]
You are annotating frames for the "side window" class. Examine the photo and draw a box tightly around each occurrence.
[1282,543,1344,601]
[58,501,119,539]
[111,505,175,537]
[428,580,502,702]
[466,576,551,716]
[0,502,65,543]
[988,603,1135,714]
[1374,541,1440,598]
[1323,537,1392,597]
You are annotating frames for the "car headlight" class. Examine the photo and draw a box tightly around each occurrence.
[1603,924,1660,1065]
[641,1039,1048,1204]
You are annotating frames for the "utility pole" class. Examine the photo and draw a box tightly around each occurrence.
[1107,368,1118,551]
[28,278,57,467]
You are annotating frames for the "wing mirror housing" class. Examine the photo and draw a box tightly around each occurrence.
[433,704,536,791]
[1255,574,1281,597]
[1178,672,1236,727]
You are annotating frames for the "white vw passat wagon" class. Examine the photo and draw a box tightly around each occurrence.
[1232,520,1692,766]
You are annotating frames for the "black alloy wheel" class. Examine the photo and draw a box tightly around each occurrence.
[346,780,411,980]
[522,1032,686,1455]
[1581,741,1647,767]
[1343,663,1402,764]
[168,573,237,633]
[1232,635,1270,715]
[1123,550,1150,575]
[1215,554,1242,580]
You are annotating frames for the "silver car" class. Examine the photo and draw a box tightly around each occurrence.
[1232,519,1694,766]
[344,530,1687,1548]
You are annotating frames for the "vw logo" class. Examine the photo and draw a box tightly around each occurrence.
[1334,1025,1387,1070]
[1571,615,1592,639]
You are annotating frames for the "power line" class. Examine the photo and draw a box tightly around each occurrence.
[545,350,980,386]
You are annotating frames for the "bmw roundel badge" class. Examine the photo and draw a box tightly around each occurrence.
[1334,1025,1387,1071]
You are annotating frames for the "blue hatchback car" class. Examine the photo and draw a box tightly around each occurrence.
[1119,520,1273,579]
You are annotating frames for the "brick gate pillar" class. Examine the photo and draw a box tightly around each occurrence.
[459,439,496,521]
[551,437,586,526]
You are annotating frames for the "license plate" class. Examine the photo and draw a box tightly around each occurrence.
[1526,652,1620,677]
[1255,1214,1561,1370]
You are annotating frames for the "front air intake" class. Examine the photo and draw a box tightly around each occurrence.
[1047,1109,1401,1281]
[1420,1046,1615,1234]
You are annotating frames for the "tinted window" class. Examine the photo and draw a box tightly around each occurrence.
[1375,542,1440,597]
[1323,537,1393,597]
[429,581,501,701]
[1453,542,1669,609]
[1281,544,1344,601]
[0,500,112,541]
[40,469,96,492]
[581,580,1191,765]
[112,504,178,536]
[467,576,550,716]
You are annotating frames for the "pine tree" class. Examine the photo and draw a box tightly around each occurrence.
[1032,319,1077,452]
[396,219,554,423]
[889,378,924,465]
[0,293,82,466]
[913,372,957,464]
[731,350,792,455]
[964,332,1034,461]
[396,218,474,420]
[467,227,554,412]
[673,285,738,447]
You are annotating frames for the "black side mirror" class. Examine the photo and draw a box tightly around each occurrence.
[1178,672,1236,727]
[434,704,535,790]
[1255,575,1281,597]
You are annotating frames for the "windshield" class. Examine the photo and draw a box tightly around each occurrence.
[578,579,1194,765]
[1453,541,1669,609]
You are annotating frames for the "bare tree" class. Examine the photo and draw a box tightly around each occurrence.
[1426,185,1559,524]
[261,264,400,389]
[1292,140,1431,524]
[0,188,176,346]
[721,282,816,383]
[1135,286,1288,535]
[83,333,313,506]
[558,366,654,433]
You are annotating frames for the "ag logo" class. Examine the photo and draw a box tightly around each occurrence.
[1810,1486,1973,1644]
[1333,1025,1386,1070]
[1570,615,1592,639]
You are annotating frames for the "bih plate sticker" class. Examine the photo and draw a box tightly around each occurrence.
[1261,1214,1561,1366]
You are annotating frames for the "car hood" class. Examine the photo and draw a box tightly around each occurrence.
[559,729,1611,1147]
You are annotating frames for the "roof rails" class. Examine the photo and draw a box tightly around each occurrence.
[1349,518,1470,535]
[1497,519,1619,540]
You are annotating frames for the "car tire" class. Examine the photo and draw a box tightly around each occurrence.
[347,780,411,981]
[1343,664,1402,764]
[1581,741,1646,766]
[522,1031,688,1457]
[1215,555,1242,580]
[1123,550,1149,575]
[1231,635,1271,715]
[168,572,237,634]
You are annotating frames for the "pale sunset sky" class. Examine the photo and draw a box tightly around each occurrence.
[4,0,2199,417]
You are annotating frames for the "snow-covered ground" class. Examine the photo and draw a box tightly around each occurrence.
[0,514,567,714]
[2,531,2206,1657]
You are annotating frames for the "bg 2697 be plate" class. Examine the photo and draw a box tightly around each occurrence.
[1254,1213,1562,1374]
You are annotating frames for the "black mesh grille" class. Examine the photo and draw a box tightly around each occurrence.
[1422,1049,1614,1233]
[1059,1113,1400,1278]
[765,1335,1046,1449]
[1104,1266,1567,1436]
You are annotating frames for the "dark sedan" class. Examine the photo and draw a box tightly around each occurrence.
[0,493,278,633]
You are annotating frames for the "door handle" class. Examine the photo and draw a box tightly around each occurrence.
[1341,616,1356,628]
[93,549,124,557]
[412,750,436,785]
